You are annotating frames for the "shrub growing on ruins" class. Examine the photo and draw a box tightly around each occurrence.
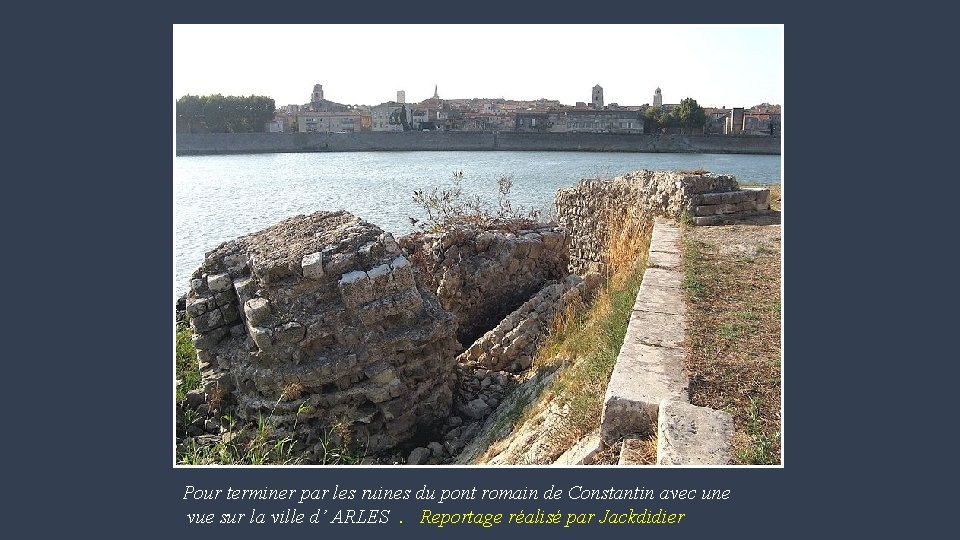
[410,171,541,233]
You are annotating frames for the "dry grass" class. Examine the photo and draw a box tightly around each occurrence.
[592,435,657,465]
[681,223,782,464]
[527,210,653,456]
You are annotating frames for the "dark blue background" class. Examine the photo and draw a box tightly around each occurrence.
[14,2,913,538]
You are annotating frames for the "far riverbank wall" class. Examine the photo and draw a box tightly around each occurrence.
[176,132,780,156]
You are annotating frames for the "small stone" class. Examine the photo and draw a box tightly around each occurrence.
[207,273,232,292]
[185,389,204,409]
[447,416,463,427]
[185,297,208,317]
[427,441,445,457]
[249,326,273,350]
[243,298,271,326]
[460,398,491,420]
[407,447,431,465]
[301,252,324,279]
[204,419,219,433]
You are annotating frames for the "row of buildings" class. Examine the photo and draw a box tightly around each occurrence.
[266,84,781,136]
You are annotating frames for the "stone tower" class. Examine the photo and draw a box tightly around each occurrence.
[397,90,405,104]
[311,84,324,104]
[433,85,439,99]
[653,87,662,107]
[592,85,604,108]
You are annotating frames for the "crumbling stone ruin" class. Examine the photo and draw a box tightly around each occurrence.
[556,170,769,274]
[184,211,460,454]
[181,211,579,461]
[179,169,768,464]
[398,225,569,346]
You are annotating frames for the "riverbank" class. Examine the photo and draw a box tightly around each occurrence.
[176,132,781,156]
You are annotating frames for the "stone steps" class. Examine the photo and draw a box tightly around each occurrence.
[600,218,734,465]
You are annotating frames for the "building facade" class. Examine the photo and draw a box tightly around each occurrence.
[297,111,364,133]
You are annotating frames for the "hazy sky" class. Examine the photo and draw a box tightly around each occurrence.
[173,24,783,109]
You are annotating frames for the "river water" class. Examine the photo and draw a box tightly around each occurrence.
[174,151,781,296]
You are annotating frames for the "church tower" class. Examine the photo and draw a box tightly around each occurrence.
[311,84,324,104]
[592,85,604,108]
[653,87,662,107]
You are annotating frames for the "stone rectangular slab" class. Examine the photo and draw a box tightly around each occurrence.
[632,273,685,315]
[601,341,688,442]
[647,249,681,270]
[625,309,685,348]
[656,400,734,465]
[693,189,768,205]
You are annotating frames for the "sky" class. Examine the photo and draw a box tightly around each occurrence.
[173,24,782,109]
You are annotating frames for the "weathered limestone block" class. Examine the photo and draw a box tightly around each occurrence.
[656,400,733,465]
[184,210,461,454]
[301,252,324,279]
[243,298,271,326]
[207,273,232,292]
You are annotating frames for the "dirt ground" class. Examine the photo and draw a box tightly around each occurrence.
[682,211,782,464]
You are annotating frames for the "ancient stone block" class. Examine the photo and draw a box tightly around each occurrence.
[232,276,257,305]
[207,273,232,292]
[656,400,733,465]
[190,308,223,333]
[301,252,324,279]
[185,297,209,317]
[243,298,271,326]
[248,326,273,351]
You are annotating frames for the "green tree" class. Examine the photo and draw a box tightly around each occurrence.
[674,97,706,132]
[176,94,276,133]
[389,106,412,131]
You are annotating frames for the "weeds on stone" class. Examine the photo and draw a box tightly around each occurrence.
[175,324,362,465]
[410,171,542,233]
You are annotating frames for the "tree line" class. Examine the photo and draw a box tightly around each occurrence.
[644,97,706,133]
[176,95,275,134]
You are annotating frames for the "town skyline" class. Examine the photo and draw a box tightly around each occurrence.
[173,24,783,110]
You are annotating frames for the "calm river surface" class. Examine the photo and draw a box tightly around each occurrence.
[174,151,781,296]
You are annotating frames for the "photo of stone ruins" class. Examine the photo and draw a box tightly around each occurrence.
[176,170,782,466]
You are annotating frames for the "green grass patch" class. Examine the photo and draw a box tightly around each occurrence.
[737,397,781,465]
[176,323,200,402]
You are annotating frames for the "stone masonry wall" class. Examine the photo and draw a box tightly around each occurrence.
[457,273,602,372]
[399,224,569,346]
[555,170,767,275]
[184,211,461,454]
[176,132,781,156]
